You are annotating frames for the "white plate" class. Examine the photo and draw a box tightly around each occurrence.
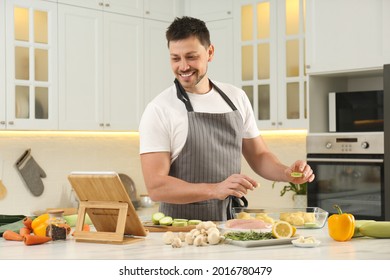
[291,239,321,248]
[225,236,298,248]
[218,222,272,233]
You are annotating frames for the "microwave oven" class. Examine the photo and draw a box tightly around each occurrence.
[328,90,384,132]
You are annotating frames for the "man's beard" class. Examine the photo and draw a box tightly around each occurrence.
[181,66,208,91]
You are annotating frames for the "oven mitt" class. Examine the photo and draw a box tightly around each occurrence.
[15,149,46,197]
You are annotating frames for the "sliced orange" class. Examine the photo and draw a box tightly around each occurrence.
[272,221,293,239]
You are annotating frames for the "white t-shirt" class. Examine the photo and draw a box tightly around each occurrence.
[139,80,260,163]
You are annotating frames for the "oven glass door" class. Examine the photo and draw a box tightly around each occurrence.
[307,156,384,220]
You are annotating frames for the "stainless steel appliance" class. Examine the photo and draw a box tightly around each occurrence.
[328,90,384,132]
[306,132,386,220]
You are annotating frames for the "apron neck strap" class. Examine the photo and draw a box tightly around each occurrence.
[175,79,194,112]
[211,81,238,111]
[174,78,238,112]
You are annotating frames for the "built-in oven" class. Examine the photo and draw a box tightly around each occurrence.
[306,132,386,220]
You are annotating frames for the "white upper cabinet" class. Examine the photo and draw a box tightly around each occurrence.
[306,0,390,74]
[207,19,234,84]
[103,13,144,130]
[3,0,58,130]
[234,0,308,130]
[57,0,144,17]
[143,19,173,108]
[184,0,232,21]
[184,0,234,84]
[0,0,5,129]
[144,0,183,21]
[58,4,143,130]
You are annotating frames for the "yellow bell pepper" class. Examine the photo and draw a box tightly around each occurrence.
[328,205,355,242]
[31,213,50,236]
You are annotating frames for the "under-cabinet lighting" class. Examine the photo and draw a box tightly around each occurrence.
[260,129,308,136]
[0,131,140,137]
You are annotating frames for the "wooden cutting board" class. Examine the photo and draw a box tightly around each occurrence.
[143,222,196,232]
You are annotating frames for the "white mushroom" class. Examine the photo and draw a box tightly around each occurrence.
[207,227,220,235]
[203,221,217,230]
[191,229,201,238]
[193,234,207,246]
[178,232,186,242]
[171,237,182,248]
[185,232,195,245]
[207,231,221,245]
[162,231,176,245]
[196,222,205,230]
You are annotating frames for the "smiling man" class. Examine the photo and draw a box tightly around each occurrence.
[138,17,314,221]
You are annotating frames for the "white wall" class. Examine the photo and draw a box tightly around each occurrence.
[0,131,306,215]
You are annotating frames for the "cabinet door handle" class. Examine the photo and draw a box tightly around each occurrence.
[98,2,103,6]
[145,11,150,15]
[99,123,104,127]
[8,121,14,125]
[271,122,276,126]
[0,121,5,125]
[105,123,111,127]
[278,122,283,126]
[105,3,110,7]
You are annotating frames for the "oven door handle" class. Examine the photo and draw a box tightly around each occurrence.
[307,158,384,163]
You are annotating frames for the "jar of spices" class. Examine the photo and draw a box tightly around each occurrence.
[46,209,70,241]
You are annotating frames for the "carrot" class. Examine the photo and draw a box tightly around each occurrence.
[19,227,32,237]
[22,217,33,230]
[3,230,23,241]
[23,234,52,246]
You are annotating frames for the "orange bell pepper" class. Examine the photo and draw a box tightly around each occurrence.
[328,205,355,242]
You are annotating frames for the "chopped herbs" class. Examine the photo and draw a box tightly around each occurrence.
[224,231,274,241]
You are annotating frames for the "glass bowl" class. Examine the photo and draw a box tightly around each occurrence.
[232,207,329,229]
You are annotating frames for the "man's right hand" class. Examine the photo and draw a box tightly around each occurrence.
[214,174,259,200]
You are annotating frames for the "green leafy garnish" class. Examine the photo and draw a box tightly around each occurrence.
[224,231,273,241]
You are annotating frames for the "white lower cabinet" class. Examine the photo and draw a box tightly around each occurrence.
[58,4,143,130]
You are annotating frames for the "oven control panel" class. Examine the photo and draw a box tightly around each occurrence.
[307,132,384,154]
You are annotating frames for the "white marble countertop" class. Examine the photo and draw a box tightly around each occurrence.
[1,225,389,260]
[1,206,389,260]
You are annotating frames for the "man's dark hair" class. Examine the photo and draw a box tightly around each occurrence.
[166,16,211,48]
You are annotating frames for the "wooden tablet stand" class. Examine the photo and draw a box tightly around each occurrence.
[68,172,148,245]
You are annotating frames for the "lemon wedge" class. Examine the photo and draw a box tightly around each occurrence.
[272,221,293,239]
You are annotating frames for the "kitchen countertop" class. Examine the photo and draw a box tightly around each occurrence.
[0,206,389,260]
[1,226,389,260]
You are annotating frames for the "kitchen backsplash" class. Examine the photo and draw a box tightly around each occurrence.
[0,131,306,215]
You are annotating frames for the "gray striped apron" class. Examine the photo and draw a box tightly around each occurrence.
[159,79,244,221]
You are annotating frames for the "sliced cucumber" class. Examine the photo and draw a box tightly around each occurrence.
[172,221,188,227]
[290,172,303,178]
[188,219,202,225]
[173,218,188,223]
[152,212,165,225]
[159,216,173,226]
[304,222,317,228]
